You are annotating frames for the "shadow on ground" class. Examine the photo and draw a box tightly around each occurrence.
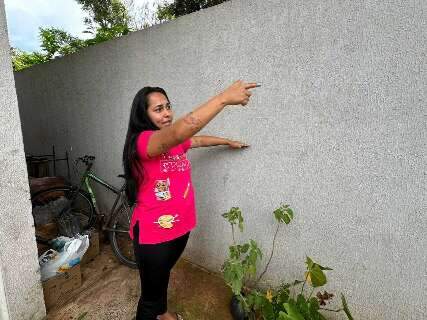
[47,243,233,320]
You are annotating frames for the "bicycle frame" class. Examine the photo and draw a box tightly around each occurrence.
[79,168,131,233]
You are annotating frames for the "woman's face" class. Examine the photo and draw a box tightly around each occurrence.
[146,92,173,129]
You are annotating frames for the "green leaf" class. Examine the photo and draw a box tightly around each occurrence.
[231,279,242,294]
[283,301,305,320]
[156,0,215,20]
[309,297,319,311]
[296,294,310,318]
[223,207,244,232]
[11,49,48,71]
[286,208,294,219]
[229,246,240,259]
[278,311,291,320]
[241,243,250,253]
[254,293,265,309]
[296,294,307,306]
[306,256,315,269]
[246,292,255,306]
[305,257,332,287]
[249,239,262,259]
[222,258,245,295]
[274,208,283,222]
[308,297,321,319]
[250,264,257,276]
[262,301,275,320]
[273,204,295,224]
[276,291,290,305]
[306,256,332,273]
[318,264,333,271]
[238,211,244,232]
[249,239,257,248]
[308,265,327,287]
[341,294,354,320]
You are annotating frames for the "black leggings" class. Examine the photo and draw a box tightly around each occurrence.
[132,224,190,320]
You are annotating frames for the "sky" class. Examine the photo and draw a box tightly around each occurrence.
[4,0,171,52]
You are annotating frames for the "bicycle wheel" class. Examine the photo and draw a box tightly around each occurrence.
[108,203,137,269]
[31,187,95,231]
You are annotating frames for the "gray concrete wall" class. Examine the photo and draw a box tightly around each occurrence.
[14,0,426,319]
[0,0,46,319]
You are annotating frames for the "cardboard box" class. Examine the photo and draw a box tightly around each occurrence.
[36,223,58,256]
[42,264,81,310]
[81,230,100,265]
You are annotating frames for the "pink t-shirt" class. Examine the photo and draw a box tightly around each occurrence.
[129,130,197,244]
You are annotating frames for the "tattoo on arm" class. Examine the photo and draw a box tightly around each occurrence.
[183,112,203,130]
[158,142,170,154]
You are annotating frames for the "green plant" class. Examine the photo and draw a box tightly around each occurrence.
[157,0,230,20]
[221,205,354,320]
[11,0,131,71]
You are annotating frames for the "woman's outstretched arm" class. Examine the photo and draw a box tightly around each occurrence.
[146,80,257,158]
[190,136,249,149]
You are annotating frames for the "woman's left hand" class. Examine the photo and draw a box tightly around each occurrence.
[228,140,249,149]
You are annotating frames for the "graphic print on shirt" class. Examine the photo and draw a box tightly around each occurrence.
[154,214,180,229]
[160,152,191,173]
[154,178,171,201]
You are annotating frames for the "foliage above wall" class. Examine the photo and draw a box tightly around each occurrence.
[157,0,229,20]
[11,0,229,71]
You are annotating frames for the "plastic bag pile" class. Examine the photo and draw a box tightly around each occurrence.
[39,234,89,281]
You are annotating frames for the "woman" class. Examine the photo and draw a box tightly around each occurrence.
[123,80,258,320]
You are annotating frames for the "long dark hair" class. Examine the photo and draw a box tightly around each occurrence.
[123,86,170,204]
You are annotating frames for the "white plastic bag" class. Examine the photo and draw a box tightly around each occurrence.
[39,234,89,281]
[50,235,73,251]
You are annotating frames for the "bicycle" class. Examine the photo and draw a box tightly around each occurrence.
[31,155,137,269]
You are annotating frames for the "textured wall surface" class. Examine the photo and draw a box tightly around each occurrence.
[14,0,426,319]
[0,0,46,319]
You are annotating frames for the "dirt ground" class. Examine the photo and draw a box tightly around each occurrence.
[46,243,234,320]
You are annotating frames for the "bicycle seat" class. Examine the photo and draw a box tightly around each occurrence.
[118,174,126,179]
